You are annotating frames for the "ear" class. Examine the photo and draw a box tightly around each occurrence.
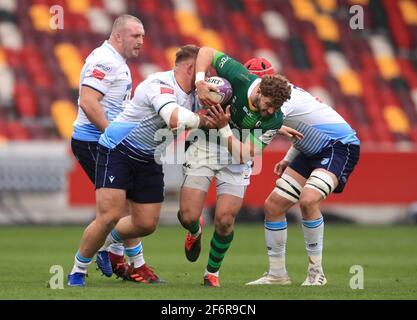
[187,62,194,75]
[115,32,122,43]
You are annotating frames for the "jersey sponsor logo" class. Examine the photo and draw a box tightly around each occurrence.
[160,87,174,94]
[92,69,106,80]
[321,158,330,165]
[95,63,112,72]
[218,55,230,68]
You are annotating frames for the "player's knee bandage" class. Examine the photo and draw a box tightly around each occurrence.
[274,173,302,203]
[304,170,335,198]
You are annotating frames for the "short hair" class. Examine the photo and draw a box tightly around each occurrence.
[175,45,200,64]
[259,75,291,108]
[112,14,143,33]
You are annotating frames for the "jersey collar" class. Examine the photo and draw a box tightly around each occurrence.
[247,78,261,112]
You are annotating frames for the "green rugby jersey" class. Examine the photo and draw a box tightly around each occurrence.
[212,52,284,149]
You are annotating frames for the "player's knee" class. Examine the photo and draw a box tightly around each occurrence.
[131,215,158,236]
[178,207,199,226]
[299,196,320,216]
[96,214,120,230]
[264,194,289,220]
[264,197,277,219]
[214,213,235,234]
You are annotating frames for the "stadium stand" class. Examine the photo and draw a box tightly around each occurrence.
[0,0,416,225]
[0,0,416,144]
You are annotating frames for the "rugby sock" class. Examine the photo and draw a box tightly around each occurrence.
[125,242,145,268]
[101,228,124,251]
[302,216,324,267]
[264,220,288,277]
[71,251,92,274]
[206,231,234,274]
[108,243,125,256]
[177,211,201,237]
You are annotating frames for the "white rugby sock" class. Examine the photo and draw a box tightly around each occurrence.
[99,229,123,251]
[125,242,145,268]
[264,220,288,277]
[108,243,125,256]
[302,216,324,268]
[71,251,92,274]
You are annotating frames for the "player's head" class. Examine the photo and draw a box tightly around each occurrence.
[253,75,291,117]
[175,44,200,67]
[244,58,275,77]
[110,14,145,59]
[174,44,201,90]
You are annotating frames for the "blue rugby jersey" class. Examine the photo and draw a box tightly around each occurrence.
[99,70,198,158]
[282,85,360,156]
[72,41,132,142]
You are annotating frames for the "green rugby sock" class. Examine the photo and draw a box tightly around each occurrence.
[206,231,234,273]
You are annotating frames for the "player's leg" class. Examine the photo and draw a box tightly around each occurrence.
[298,168,337,286]
[246,167,306,285]
[203,181,244,287]
[103,200,145,279]
[299,142,359,286]
[102,157,165,283]
[71,139,135,278]
[68,145,130,286]
[68,188,126,286]
[111,202,164,283]
[179,175,211,262]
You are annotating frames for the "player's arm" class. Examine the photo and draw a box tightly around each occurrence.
[159,102,211,131]
[206,104,270,164]
[194,46,220,106]
[278,126,304,141]
[274,146,300,177]
[80,59,119,132]
[79,85,108,132]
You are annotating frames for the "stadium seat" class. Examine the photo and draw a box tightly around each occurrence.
[0,0,416,145]
[383,105,411,137]
[51,100,77,140]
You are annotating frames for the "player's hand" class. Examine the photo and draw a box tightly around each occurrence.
[274,159,289,178]
[196,80,220,106]
[197,113,217,129]
[206,104,231,129]
[278,126,304,142]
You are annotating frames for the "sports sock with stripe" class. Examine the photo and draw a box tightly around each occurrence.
[206,231,234,275]
[125,242,145,268]
[264,219,288,277]
[302,215,324,267]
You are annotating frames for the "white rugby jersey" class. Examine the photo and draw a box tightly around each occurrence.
[99,70,199,156]
[282,85,360,156]
[72,41,132,141]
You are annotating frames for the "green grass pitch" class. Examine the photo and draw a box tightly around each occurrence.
[0,224,416,300]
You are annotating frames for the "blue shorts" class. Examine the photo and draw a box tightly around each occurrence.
[95,144,164,203]
[71,138,98,183]
[289,141,360,193]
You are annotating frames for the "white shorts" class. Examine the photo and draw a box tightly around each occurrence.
[183,138,252,187]
[181,175,247,198]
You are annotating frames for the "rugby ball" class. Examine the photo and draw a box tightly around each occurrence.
[205,76,233,107]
